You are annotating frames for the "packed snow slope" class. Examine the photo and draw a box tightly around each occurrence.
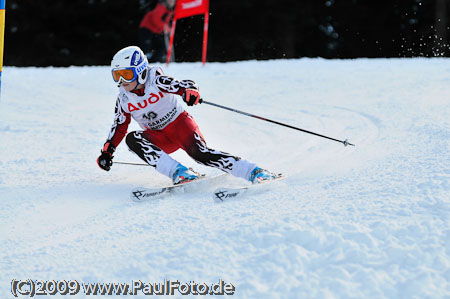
[1,59,449,298]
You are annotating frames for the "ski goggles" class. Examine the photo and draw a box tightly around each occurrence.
[111,68,138,83]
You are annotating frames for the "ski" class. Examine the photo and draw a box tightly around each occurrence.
[213,175,285,202]
[130,173,227,202]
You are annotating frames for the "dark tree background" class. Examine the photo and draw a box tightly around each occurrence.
[3,0,450,66]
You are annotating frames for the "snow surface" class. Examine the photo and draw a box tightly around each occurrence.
[0,59,449,298]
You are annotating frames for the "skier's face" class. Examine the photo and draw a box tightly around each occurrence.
[120,80,138,92]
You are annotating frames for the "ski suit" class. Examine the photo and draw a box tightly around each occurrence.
[104,66,256,180]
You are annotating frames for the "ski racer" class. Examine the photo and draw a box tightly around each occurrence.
[97,46,277,185]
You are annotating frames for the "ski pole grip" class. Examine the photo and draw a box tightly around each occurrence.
[199,98,203,104]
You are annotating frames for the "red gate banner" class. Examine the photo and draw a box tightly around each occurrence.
[175,0,208,19]
[166,0,209,65]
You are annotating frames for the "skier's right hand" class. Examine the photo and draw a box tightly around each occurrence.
[182,89,200,106]
[97,142,115,171]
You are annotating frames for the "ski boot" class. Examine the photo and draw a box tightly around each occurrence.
[248,167,277,184]
[172,163,200,185]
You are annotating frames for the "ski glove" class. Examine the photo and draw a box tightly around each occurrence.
[182,89,200,106]
[97,142,116,171]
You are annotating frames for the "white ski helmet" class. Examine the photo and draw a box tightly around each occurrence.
[111,46,149,84]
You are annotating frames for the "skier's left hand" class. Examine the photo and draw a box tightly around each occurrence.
[182,89,200,106]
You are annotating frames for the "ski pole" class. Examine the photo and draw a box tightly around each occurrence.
[199,99,355,147]
[114,161,150,166]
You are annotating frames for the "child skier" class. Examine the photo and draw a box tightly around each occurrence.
[97,46,277,185]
